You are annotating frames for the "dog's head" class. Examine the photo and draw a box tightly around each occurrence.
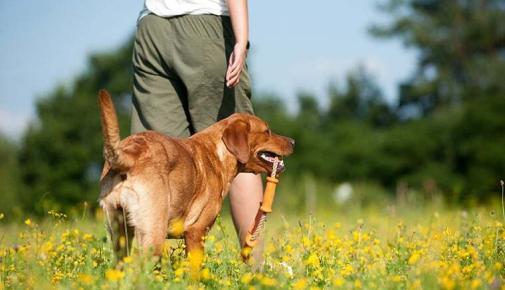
[222,113,294,174]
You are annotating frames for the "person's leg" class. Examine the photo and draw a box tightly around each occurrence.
[228,173,263,244]
[230,173,264,266]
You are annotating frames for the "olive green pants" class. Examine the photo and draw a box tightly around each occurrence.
[131,14,254,137]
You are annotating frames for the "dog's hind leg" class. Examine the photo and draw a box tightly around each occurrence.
[130,195,169,258]
[136,222,167,257]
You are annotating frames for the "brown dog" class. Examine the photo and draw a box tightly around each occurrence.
[98,90,294,260]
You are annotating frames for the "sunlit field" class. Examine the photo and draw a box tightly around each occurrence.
[1,195,504,290]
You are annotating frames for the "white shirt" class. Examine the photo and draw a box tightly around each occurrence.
[140,0,229,20]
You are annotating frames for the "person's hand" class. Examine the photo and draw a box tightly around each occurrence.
[226,42,248,88]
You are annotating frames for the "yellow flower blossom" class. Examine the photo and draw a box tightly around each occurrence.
[260,276,277,287]
[333,277,345,287]
[201,268,211,280]
[305,253,320,267]
[439,276,455,290]
[174,267,184,278]
[78,273,94,285]
[470,279,481,289]
[105,269,124,282]
[83,233,93,241]
[168,218,185,237]
[292,278,307,289]
[241,273,253,284]
[408,251,421,265]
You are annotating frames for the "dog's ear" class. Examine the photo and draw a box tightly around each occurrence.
[222,119,250,164]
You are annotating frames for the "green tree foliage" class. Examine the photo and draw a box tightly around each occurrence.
[368,0,505,199]
[370,0,505,116]
[255,70,393,184]
[453,95,505,197]
[326,67,396,127]
[18,42,134,214]
[0,135,21,215]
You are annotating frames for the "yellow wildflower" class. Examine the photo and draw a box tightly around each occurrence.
[241,246,252,259]
[241,273,253,284]
[174,267,185,278]
[201,268,211,280]
[302,236,311,247]
[260,276,277,287]
[333,277,345,287]
[408,251,421,265]
[305,253,320,267]
[470,279,481,289]
[168,218,185,237]
[340,264,354,277]
[188,249,203,279]
[439,276,455,290]
[105,269,124,282]
[78,273,94,285]
[83,233,93,241]
[292,278,308,290]
[52,271,64,284]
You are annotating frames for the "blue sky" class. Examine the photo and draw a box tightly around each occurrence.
[0,1,416,139]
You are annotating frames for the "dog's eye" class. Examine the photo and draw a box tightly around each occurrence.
[264,129,271,136]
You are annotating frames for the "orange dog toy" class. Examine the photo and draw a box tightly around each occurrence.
[241,157,281,261]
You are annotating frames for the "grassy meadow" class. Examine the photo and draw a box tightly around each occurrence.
[0,181,504,290]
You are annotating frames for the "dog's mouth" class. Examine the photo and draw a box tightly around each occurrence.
[258,151,285,173]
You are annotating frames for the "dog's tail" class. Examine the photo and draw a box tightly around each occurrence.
[98,89,133,170]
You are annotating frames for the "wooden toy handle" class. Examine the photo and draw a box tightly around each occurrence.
[241,176,280,261]
[260,176,279,213]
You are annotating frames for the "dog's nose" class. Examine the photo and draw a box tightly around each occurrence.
[288,138,295,148]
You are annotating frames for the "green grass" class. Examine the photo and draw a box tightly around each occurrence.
[1,198,504,289]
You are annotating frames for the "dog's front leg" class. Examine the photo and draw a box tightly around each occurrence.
[184,226,206,277]
[184,198,222,272]
[184,227,206,256]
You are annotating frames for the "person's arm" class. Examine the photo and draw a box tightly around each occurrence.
[226,0,249,88]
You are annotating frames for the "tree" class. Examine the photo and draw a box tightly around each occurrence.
[18,41,134,214]
[0,135,21,216]
[371,0,505,116]
[453,95,505,199]
[326,67,396,127]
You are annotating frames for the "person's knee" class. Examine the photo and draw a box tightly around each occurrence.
[231,173,262,193]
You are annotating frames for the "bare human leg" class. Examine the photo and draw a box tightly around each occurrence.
[229,173,264,265]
